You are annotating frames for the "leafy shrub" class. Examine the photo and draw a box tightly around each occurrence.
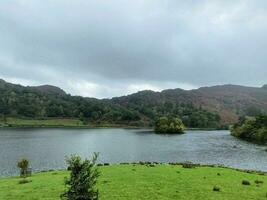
[255,180,264,184]
[182,162,195,169]
[61,153,100,200]
[231,115,267,144]
[242,180,251,185]
[17,159,30,178]
[18,179,32,184]
[119,162,130,165]
[213,186,220,192]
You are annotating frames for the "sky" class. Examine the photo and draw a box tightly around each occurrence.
[0,0,267,98]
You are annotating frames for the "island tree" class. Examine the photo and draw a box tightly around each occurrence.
[155,116,185,133]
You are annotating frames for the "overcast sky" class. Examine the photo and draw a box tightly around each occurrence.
[0,0,267,98]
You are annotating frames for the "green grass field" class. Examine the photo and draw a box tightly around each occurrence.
[0,117,85,128]
[0,164,267,200]
[0,117,140,128]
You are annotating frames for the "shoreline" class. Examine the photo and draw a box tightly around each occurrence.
[0,124,144,129]
[31,162,267,176]
[0,117,228,130]
[0,124,227,131]
[2,162,266,178]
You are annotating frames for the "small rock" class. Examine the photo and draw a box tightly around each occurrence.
[213,186,220,192]
[255,180,264,184]
[242,180,250,185]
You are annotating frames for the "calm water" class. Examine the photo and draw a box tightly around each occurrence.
[0,128,266,176]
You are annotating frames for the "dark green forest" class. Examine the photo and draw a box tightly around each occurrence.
[0,79,221,128]
[231,115,267,144]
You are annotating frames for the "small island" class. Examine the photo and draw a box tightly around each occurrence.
[231,115,267,144]
[154,116,185,134]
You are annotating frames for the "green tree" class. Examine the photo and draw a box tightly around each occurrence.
[17,158,29,178]
[231,114,267,144]
[61,153,100,200]
[155,116,185,133]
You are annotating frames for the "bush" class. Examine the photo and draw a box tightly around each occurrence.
[182,162,195,169]
[255,180,264,184]
[213,186,220,192]
[17,159,30,178]
[231,115,267,144]
[242,180,251,185]
[18,179,32,184]
[61,153,100,200]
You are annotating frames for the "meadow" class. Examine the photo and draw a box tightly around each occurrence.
[1,164,267,200]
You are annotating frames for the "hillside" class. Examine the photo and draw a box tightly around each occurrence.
[0,79,141,126]
[195,85,267,123]
[0,79,267,128]
[112,84,267,125]
[30,85,66,96]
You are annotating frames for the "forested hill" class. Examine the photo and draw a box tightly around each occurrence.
[112,84,267,125]
[0,79,267,128]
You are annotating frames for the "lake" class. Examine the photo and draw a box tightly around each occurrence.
[0,128,266,176]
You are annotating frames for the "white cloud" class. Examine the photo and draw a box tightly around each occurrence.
[0,0,266,97]
[65,80,197,98]
[1,75,39,86]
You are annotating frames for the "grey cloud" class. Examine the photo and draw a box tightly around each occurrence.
[0,0,267,98]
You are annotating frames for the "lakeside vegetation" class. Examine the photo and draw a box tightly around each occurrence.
[231,115,267,144]
[0,117,223,131]
[0,117,142,128]
[155,116,185,133]
[0,79,222,129]
[1,164,267,200]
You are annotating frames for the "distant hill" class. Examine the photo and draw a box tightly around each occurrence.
[30,85,66,95]
[193,85,267,123]
[0,79,267,128]
[112,84,267,124]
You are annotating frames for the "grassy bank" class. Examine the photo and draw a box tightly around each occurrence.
[0,117,140,129]
[1,164,267,200]
[0,117,225,130]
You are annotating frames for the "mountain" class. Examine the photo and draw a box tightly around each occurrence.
[30,85,66,95]
[0,79,66,96]
[0,79,267,128]
[0,79,142,126]
[192,85,267,123]
[112,84,267,124]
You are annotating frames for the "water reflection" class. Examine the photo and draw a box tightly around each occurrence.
[0,128,266,176]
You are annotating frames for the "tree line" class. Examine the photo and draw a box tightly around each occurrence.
[231,115,267,144]
[0,80,221,128]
